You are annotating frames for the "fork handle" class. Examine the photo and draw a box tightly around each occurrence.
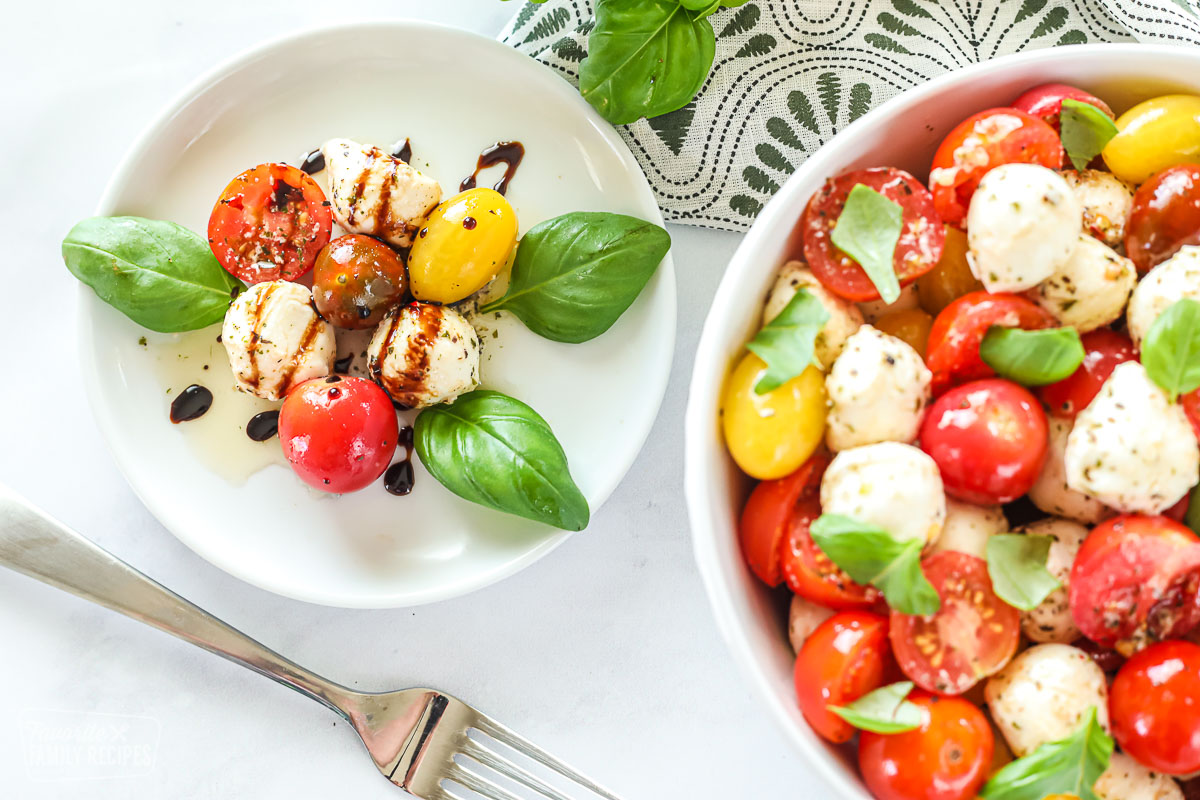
[0,483,354,717]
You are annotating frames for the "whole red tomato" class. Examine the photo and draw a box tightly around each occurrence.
[1010,83,1114,131]
[1110,640,1200,775]
[794,611,893,743]
[738,451,830,587]
[1125,163,1200,273]
[1037,329,1137,419]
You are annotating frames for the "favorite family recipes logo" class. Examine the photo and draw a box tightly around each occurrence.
[20,710,159,781]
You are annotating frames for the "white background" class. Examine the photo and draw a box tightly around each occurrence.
[0,1,826,797]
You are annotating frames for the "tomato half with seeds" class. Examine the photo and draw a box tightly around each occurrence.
[1010,83,1114,131]
[738,451,830,587]
[1037,328,1137,420]
[1110,640,1200,776]
[1125,163,1200,273]
[890,551,1021,696]
[801,167,945,302]
[782,493,879,610]
[208,162,332,283]
[794,611,893,743]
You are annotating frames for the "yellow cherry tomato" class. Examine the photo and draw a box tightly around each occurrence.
[873,308,934,359]
[916,225,981,317]
[1103,94,1200,185]
[408,187,518,304]
[721,353,826,480]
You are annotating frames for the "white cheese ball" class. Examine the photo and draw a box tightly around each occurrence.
[763,260,864,369]
[788,595,835,654]
[985,643,1110,758]
[1127,245,1200,347]
[857,283,920,323]
[367,303,480,409]
[967,163,1081,293]
[825,326,931,451]
[929,499,1007,560]
[323,138,442,248]
[820,442,946,545]
[1029,416,1113,524]
[221,280,335,401]
[1031,233,1136,332]
[1016,519,1088,644]
[1062,169,1135,249]
[1065,362,1200,514]
[1096,753,1185,800]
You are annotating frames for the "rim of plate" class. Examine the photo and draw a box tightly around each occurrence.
[78,19,676,608]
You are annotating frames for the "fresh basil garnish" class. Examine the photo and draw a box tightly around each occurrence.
[828,681,923,734]
[479,211,670,344]
[985,534,1061,612]
[746,288,830,394]
[979,326,1085,386]
[414,390,589,532]
[1061,99,1119,172]
[1141,298,1200,399]
[62,216,245,332]
[980,706,1112,800]
[809,514,941,616]
[830,184,903,303]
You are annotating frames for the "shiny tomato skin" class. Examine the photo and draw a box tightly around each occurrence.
[278,376,398,493]
[859,693,994,800]
[1110,640,1200,775]
[312,234,409,330]
[1010,83,1115,131]
[782,493,880,610]
[919,379,1049,506]
[1184,389,1200,442]
[1037,329,1138,419]
[738,452,830,587]
[1126,164,1200,273]
[802,167,946,302]
[794,611,892,743]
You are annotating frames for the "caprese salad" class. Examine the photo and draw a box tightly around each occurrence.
[723,84,1200,800]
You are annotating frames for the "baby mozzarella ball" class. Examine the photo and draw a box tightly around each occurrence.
[1016,518,1088,644]
[1127,245,1200,347]
[820,442,945,545]
[929,499,1007,560]
[1029,416,1113,524]
[788,595,835,654]
[367,303,480,409]
[825,326,931,451]
[1096,753,1185,800]
[763,261,863,369]
[967,163,1081,293]
[1062,169,1135,249]
[1030,233,1136,332]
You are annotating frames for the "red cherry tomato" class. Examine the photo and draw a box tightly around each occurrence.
[781,493,880,610]
[1010,83,1114,131]
[890,551,1021,695]
[1125,164,1200,273]
[1166,493,1192,524]
[925,291,1057,394]
[919,379,1049,506]
[858,693,994,800]
[929,108,1064,227]
[1070,514,1200,655]
[1037,329,1137,419]
[278,376,399,493]
[1072,637,1127,674]
[801,167,946,302]
[794,611,892,743]
[1110,640,1200,776]
[738,452,831,586]
[208,163,333,283]
[1184,389,1200,443]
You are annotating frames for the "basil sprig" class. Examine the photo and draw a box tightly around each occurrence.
[746,288,830,394]
[809,514,941,616]
[828,681,923,735]
[1061,99,1119,172]
[985,534,1061,611]
[979,326,1085,386]
[1141,298,1200,399]
[830,185,904,303]
[980,707,1112,800]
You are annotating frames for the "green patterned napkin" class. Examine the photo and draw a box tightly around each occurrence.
[501,0,1200,231]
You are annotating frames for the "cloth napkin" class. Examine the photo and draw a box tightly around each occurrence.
[500,0,1200,232]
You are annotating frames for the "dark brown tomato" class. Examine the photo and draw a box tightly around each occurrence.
[313,234,409,329]
[1126,163,1200,273]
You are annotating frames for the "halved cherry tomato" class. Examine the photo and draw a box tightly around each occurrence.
[208,163,332,283]
[858,693,994,800]
[1070,514,1200,656]
[1125,163,1200,273]
[1184,389,1200,442]
[801,167,945,302]
[794,611,892,743]
[1010,83,1114,131]
[1037,328,1137,419]
[1110,640,1200,776]
[782,493,879,610]
[890,551,1021,696]
[873,308,934,359]
[929,108,1063,227]
[916,226,981,317]
[738,452,830,586]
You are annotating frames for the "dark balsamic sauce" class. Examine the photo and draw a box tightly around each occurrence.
[246,410,280,442]
[334,354,354,373]
[299,148,325,175]
[391,138,412,163]
[170,385,213,423]
[460,141,525,196]
[462,216,477,230]
[383,425,416,496]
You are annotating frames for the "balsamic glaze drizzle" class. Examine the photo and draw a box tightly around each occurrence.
[246,410,280,442]
[384,425,416,496]
[170,385,213,423]
[460,141,525,196]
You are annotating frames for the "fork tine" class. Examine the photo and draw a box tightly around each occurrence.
[437,782,480,800]
[472,715,621,800]
[449,763,530,800]
[462,737,575,800]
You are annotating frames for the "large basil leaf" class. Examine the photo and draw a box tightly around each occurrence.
[979,326,1085,386]
[830,184,903,304]
[414,390,590,532]
[980,706,1112,800]
[1061,99,1119,172]
[480,212,670,343]
[579,0,716,125]
[986,534,1061,611]
[1141,298,1200,398]
[746,288,829,394]
[63,216,244,332]
[828,682,923,734]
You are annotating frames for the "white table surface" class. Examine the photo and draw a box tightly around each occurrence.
[0,1,826,797]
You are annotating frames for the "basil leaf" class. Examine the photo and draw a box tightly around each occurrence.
[1186,482,1200,538]
[830,184,903,303]
[62,216,245,333]
[480,212,670,344]
[746,288,830,394]
[979,326,1085,386]
[1061,99,1119,172]
[414,390,589,532]
[1142,298,1200,399]
[809,514,941,616]
[828,682,923,734]
[980,706,1113,800]
[986,534,1061,611]
[579,0,715,125]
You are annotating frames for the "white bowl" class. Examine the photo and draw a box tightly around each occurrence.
[685,43,1200,797]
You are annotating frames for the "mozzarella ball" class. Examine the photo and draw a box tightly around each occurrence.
[929,499,1007,560]
[221,280,335,401]
[1062,169,1135,249]
[323,138,442,248]
[1016,518,1088,644]
[1096,753,1184,800]
[857,283,920,323]
[967,163,1081,293]
[763,261,863,369]
[788,595,835,654]
[1127,245,1200,347]
[1031,233,1136,332]
[1065,362,1200,514]
[1029,416,1113,524]
[820,442,946,545]
[367,303,480,409]
[985,643,1110,757]
[825,326,931,451]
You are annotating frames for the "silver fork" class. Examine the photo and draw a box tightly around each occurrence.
[0,485,620,800]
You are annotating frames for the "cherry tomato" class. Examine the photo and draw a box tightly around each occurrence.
[278,376,398,493]
[722,354,827,480]
[738,452,830,586]
[858,693,994,800]
[919,379,1048,506]
[929,108,1063,227]
[312,235,409,329]
[782,493,880,610]
[1037,329,1137,419]
[890,551,1021,696]
[1110,640,1200,776]
[916,226,982,317]
[873,308,934,359]
[1185,389,1200,443]
[1125,163,1200,273]
[794,611,892,743]
[1105,94,1200,185]
[1010,83,1114,131]
[1072,637,1127,674]
[1167,493,1192,524]
[208,163,332,283]
[1070,514,1200,655]
[801,167,945,302]
[408,187,518,304]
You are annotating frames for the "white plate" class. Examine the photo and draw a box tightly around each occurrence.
[80,21,675,608]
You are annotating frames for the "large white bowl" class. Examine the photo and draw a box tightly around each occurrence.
[685,44,1200,797]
